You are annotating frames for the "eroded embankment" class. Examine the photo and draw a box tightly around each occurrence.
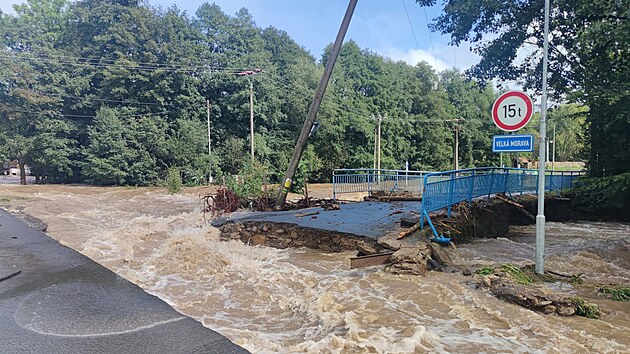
[217,196,628,320]
[219,221,387,254]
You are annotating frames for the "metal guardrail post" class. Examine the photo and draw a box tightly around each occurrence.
[367,169,371,195]
[468,170,475,202]
[332,170,337,200]
[420,172,427,196]
[447,172,455,217]
[503,169,509,195]
[420,172,430,228]
[488,170,495,200]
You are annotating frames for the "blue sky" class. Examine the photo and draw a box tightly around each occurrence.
[0,0,481,71]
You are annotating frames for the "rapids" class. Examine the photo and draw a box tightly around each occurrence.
[0,184,628,353]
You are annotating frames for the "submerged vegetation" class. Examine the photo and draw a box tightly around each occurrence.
[571,297,601,319]
[475,266,494,276]
[600,286,630,302]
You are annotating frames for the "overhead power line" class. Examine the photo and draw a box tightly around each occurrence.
[401,0,420,51]
[0,51,255,71]
[1,108,172,119]
[0,53,251,74]
[421,7,439,70]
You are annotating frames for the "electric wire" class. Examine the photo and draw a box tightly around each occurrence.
[421,7,439,70]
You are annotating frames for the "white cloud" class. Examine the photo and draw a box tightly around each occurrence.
[383,41,482,73]
[0,0,24,15]
[385,47,450,72]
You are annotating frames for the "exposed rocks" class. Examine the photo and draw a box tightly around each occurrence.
[474,265,600,319]
[219,221,384,253]
[385,242,432,276]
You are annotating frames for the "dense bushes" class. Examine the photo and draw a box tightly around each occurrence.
[569,173,630,220]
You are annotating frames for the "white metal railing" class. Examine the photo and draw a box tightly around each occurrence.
[332,168,435,199]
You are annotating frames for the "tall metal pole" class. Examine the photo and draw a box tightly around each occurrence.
[552,123,556,171]
[454,122,459,170]
[249,81,255,160]
[377,114,382,172]
[536,0,551,275]
[373,116,377,170]
[275,0,358,207]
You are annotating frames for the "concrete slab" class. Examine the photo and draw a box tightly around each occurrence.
[0,209,248,354]
[214,201,422,239]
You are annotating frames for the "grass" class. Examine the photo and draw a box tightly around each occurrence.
[475,266,495,275]
[0,196,10,203]
[600,286,630,302]
[501,264,534,285]
[571,297,601,319]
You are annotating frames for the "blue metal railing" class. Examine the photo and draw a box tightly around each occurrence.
[420,167,585,238]
[332,168,435,199]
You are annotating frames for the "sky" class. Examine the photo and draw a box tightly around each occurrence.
[0,0,481,72]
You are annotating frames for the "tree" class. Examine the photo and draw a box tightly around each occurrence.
[82,107,130,185]
[416,0,629,176]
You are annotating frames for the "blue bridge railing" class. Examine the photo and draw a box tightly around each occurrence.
[420,167,585,239]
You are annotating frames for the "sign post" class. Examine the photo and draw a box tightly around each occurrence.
[535,0,551,275]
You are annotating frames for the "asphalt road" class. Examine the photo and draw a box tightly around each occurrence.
[214,201,422,238]
[0,209,248,354]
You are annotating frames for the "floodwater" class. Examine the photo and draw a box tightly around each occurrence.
[1,184,628,353]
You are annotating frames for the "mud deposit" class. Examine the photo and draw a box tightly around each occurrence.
[0,185,628,353]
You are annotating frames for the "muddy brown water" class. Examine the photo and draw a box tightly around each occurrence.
[1,185,628,353]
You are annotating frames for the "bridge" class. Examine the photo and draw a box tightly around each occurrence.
[333,167,584,239]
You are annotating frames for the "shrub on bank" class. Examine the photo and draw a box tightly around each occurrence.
[569,173,630,220]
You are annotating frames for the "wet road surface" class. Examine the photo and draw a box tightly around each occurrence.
[0,209,248,354]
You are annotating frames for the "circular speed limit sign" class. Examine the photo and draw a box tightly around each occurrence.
[492,91,533,132]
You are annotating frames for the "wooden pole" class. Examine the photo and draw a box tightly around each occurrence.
[249,81,255,160]
[211,100,212,155]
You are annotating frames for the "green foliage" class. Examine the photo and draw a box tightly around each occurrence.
[600,286,630,302]
[0,0,506,188]
[571,297,601,319]
[570,273,585,285]
[501,264,534,285]
[225,160,268,200]
[569,173,630,219]
[475,266,495,275]
[166,167,182,194]
[416,0,629,178]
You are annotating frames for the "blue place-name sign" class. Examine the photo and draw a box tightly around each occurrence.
[493,134,534,152]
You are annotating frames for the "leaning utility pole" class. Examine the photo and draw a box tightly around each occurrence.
[249,81,255,160]
[275,0,358,207]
